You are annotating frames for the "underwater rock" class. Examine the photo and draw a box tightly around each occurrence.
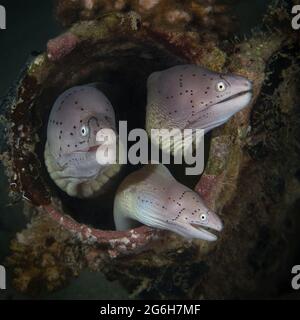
[6,208,84,293]
[1,5,300,298]
[55,0,235,37]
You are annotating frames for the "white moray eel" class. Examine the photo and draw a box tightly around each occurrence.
[44,84,121,198]
[114,164,223,241]
[146,64,253,154]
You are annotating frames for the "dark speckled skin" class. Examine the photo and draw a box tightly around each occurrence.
[146,64,252,134]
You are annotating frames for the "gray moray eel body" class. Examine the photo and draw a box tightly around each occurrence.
[146,64,253,153]
[44,84,122,198]
[114,164,223,241]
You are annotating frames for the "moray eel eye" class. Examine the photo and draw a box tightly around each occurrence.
[216,81,226,92]
[80,125,89,137]
[200,213,207,222]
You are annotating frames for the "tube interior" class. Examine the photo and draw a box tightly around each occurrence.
[36,41,209,230]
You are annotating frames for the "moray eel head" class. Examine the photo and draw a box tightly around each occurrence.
[45,84,121,198]
[166,188,223,241]
[146,64,253,134]
[114,164,223,241]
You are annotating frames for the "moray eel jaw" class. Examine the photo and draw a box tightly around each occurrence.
[45,141,122,198]
[57,147,100,178]
[180,210,223,241]
[146,210,223,241]
[174,223,220,241]
[190,87,253,133]
[210,75,252,115]
[215,89,252,105]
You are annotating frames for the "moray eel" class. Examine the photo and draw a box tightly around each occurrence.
[146,64,253,153]
[114,164,223,241]
[44,84,122,198]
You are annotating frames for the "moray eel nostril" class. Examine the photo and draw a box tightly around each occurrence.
[114,164,223,241]
[44,84,122,199]
[146,64,253,155]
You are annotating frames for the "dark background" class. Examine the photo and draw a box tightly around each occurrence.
[0,0,271,299]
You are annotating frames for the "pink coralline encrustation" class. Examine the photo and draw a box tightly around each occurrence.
[165,10,191,24]
[47,32,79,62]
[42,204,163,258]
[138,0,160,11]
[196,174,221,210]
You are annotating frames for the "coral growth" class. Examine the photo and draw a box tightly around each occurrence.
[55,0,235,37]
[6,209,84,293]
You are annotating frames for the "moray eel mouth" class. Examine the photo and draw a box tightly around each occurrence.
[44,140,121,198]
[171,221,223,241]
[191,223,223,241]
[67,145,99,154]
[215,90,252,105]
[88,145,100,152]
[192,216,223,241]
[71,144,100,154]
